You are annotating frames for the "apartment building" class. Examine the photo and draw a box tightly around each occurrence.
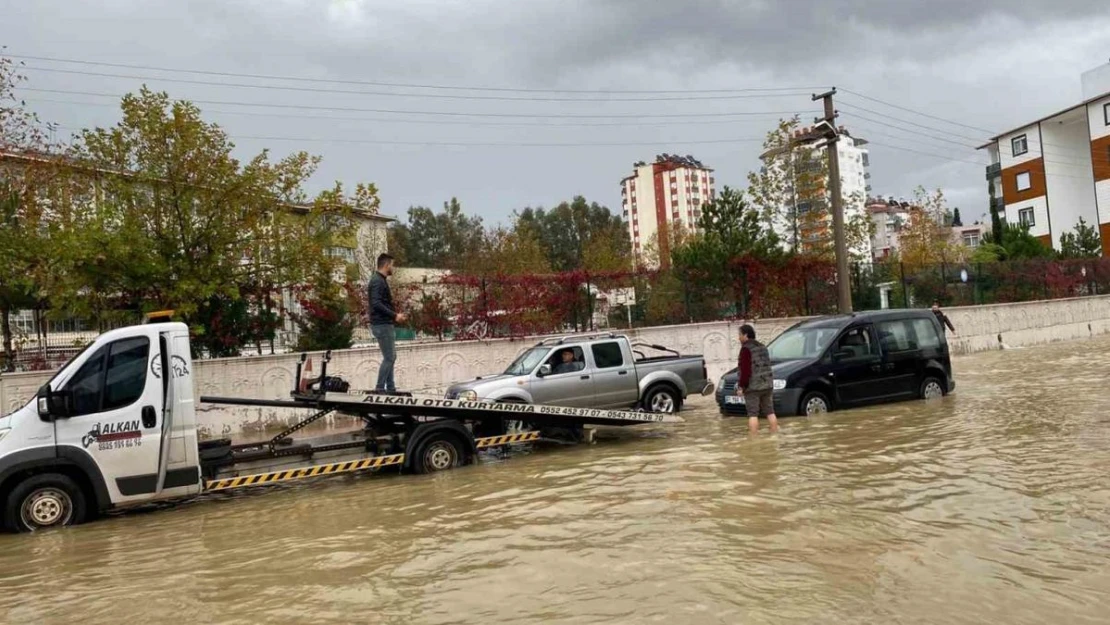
[620,154,715,265]
[868,198,911,260]
[763,128,873,259]
[980,62,1110,253]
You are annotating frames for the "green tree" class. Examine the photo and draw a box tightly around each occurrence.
[1002,224,1055,260]
[747,116,828,253]
[514,196,630,272]
[1059,217,1101,259]
[970,242,1007,264]
[387,198,485,270]
[989,201,1004,245]
[69,87,359,353]
[898,187,966,269]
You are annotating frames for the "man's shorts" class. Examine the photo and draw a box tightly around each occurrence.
[744,388,775,418]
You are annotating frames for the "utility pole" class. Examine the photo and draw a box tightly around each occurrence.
[813,88,852,313]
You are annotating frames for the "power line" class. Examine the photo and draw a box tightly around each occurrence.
[839,88,998,135]
[52,123,763,147]
[23,87,816,120]
[26,95,812,128]
[837,101,988,144]
[841,111,980,150]
[10,54,821,96]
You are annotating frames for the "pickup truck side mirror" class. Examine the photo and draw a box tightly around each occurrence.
[36,383,71,420]
[537,364,552,378]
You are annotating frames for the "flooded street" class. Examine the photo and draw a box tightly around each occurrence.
[3,337,1110,624]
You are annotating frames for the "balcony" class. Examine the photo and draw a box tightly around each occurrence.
[985,162,1001,180]
[990,197,1005,212]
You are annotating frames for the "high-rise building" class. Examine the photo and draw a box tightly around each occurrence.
[979,62,1110,253]
[620,154,715,265]
[763,127,872,259]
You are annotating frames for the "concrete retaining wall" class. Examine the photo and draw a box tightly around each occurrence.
[3,296,1109,439]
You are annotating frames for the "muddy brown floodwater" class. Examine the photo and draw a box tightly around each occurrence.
[3,336,1110,624]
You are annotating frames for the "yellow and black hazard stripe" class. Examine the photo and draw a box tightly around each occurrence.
[474,431,541,449]
[204,453,405,492]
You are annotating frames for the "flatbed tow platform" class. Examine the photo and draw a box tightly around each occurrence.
[198,359,682,493]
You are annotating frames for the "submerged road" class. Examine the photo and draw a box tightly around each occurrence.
[2,336,1109,624]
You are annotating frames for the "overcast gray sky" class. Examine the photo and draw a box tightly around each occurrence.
[4,0,1109,226]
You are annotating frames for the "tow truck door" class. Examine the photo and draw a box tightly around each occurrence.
[51,326,187,505]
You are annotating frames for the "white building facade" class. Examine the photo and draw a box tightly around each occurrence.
[620,154,715,265]
[979,62,1110,254]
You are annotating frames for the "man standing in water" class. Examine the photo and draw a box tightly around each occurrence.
[931,301,956,336]
[369,253,406,392]
[737,324,779,435]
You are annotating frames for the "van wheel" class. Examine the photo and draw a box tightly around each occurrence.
[644,385,680,414]
[4,474,87,533]
[412,433,466,475]
[800,391,831,416]
[920,376,945,400]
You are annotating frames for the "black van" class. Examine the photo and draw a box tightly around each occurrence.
[715,310,955,416]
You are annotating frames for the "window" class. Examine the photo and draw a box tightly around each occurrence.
[591,342,625,369]
[1019,207,1035,227]
[910,319,942,350]
[62,337,150,416]
[877,320,916,353]
[962,232,980,247]
[1104,102,1110,126]
[103,337,151,410]
[1012,134,1028,156]
[66,345,108,417]
[1015,171,1032,192]
[547,346,585,375]
[834,326,878,359]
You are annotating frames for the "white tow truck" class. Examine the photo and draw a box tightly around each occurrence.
[0,318,681,533]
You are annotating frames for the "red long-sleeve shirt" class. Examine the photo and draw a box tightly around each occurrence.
[738,347,752,390]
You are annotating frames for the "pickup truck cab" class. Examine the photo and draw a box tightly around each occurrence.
[445,333,714,413]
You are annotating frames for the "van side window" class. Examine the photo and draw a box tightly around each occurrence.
[835,326,877,358]
[877,320,917,353]
[910,319,942,350]
[591,342,625,369]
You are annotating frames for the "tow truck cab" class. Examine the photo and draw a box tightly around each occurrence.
[0,322,202,532]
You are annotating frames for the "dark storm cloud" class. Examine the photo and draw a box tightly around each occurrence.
[3,0,1110,221]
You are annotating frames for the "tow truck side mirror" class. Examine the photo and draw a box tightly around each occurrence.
[36,383,70,420]
[537,364,552,378]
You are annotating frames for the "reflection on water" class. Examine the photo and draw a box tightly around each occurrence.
[3,337,1110,624]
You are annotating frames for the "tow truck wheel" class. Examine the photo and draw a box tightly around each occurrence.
[4,474,87,533]
[413,434,465,474]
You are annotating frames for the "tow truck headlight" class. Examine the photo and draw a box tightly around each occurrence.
[457,390,478,401]
[0,427,10,445]
[773,379,787,390]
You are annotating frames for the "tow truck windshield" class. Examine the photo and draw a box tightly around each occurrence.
[503,347,550,376]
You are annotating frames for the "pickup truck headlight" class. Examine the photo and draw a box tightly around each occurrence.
[773,379,787,391]
[456,390,478,401]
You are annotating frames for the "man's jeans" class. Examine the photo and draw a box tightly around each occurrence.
[371,324,397,391]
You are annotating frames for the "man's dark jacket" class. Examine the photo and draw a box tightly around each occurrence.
[368,272,396,326]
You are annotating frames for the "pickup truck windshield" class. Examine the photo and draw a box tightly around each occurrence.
[503,347,550,376]
[768,327,840,362]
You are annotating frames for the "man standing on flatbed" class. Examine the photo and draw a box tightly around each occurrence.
[737,324,779,435]
[369,253,406,392]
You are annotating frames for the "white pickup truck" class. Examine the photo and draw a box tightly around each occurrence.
[0,320,680,533]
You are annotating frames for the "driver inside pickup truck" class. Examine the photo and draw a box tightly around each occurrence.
[552,349,585,374]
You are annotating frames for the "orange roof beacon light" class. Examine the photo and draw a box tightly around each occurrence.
[144,310,175,324]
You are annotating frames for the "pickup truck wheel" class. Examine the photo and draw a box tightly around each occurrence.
[4,473,87,533]
[412,433,465,475]
[644,385,680,414]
